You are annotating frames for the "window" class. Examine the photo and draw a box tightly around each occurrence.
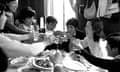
[44,0,76,31]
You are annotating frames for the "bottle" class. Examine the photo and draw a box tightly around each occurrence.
[39,17,45,33]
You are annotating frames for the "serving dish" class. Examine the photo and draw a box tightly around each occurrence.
[32,57,54,71]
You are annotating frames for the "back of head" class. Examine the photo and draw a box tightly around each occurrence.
[18,6,36,23]
[91,19,104,34]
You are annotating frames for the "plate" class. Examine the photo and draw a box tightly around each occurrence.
[32,57,53,71]
[63,56,87,71]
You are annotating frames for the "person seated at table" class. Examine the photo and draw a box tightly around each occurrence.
[74,35,120,72]
[16,6,36,32]
[82,19,108,58]
[15,6,38,43]
[45,16,57,36]
[46,16,57,31]
[66,18,86,40]
[53,18,108,71]
[70,19,111,71]
[43,16,59,50]
[65,18,86,52]
[0,4,52,72]
[0,1,39,42]
[70,20,109,72]
[1,0,30,34]
[0,0,38,42]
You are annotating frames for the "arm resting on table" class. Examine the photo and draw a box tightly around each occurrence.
[76,48,120,70]
[5,23,30,34]
[0,34,49,57]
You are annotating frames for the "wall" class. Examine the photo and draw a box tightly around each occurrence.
[103,13,120,36]
[17,0,44,18]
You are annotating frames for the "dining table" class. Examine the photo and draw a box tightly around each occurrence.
[6,53,109,72]
[6,63,108,72]
[6,33,109,72]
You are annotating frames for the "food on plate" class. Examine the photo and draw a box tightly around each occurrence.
[33,57,53,70]
[35,59,52,68]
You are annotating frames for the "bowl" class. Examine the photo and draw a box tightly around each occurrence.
[32,57,53,71]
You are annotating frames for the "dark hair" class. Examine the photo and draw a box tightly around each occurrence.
[88,19,105,42]
[18,7,36,23]
[0,3,6,16]
[46,16,57,24]
[66,18,80,29]
[66,18,86,39]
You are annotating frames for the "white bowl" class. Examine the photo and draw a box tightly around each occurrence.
[32,57,53,71]
[63,56,87,71]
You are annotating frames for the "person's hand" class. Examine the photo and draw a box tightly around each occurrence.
[33,31,40,41]
[53,31,64,37]
[72,39,83,50]
[38,33,46,42]
[6,12,14,24]
[49,50,64,65]
[66,32,72,39]
[44,35,56,44]
[29,31,40,41]
[70,52,81,61]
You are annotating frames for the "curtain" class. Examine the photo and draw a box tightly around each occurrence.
[69,0,87,31]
